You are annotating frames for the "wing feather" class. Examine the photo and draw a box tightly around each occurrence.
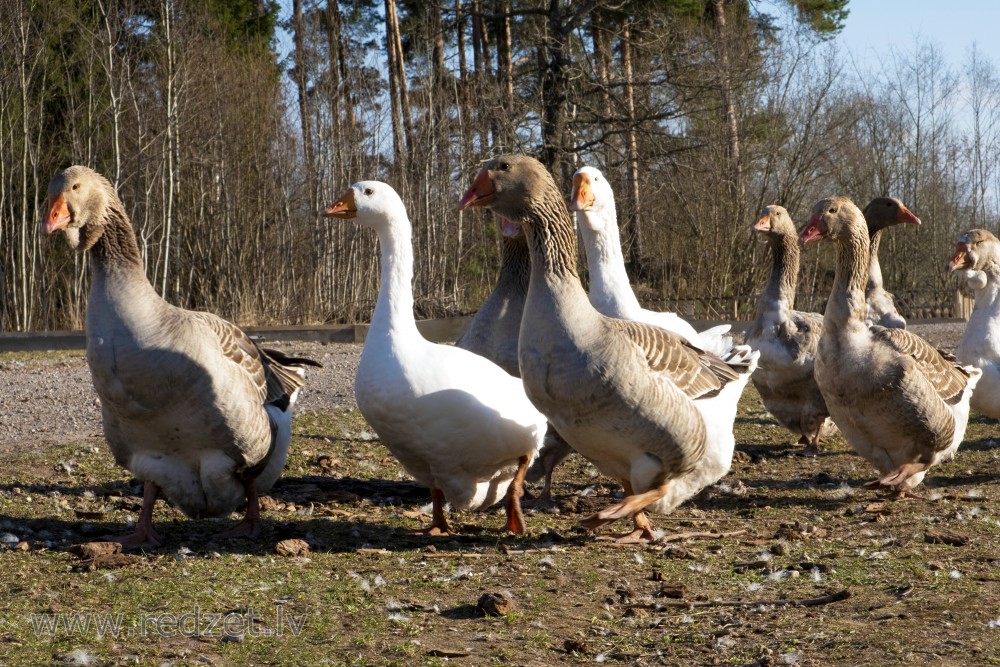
[871,326,972,405]
[607,318,739,399]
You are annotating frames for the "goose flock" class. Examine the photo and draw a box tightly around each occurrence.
[38,157,998,546]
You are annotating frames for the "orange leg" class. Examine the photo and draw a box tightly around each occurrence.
[423,488,453,536]
[579,480,669,543]
[213,477,262,540]
[504,455,531,534]
[103,481,162,549]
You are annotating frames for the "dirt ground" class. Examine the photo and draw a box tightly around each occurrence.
[1,322,999,666]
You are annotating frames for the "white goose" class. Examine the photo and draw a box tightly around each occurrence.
[42,166,319,547]
[461,155,758,541]
[862,197,921,329]
[800,196,980,493]
[324,181,546,534]
[948,229,1000,418]
[745,205,832,453]
[570,166,730,353]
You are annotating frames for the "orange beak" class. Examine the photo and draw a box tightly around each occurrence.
[459,169,495,209]
[947,243,969,272]
[798,215,825,245]
[43,194,71,235]
[753,213,771,232]
[898,204,921,225]
[570,172,595,211]
[323,189,356,218]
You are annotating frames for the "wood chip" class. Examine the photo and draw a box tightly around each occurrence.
[776,521,827,540]
[660,529,746,543]
[631,588,851,611]
[924,528,969,546]
[426,649,471,658]
[72,553,135,572]
[732,559,770,572]
[656,584,687,599]
[423,552,483,559]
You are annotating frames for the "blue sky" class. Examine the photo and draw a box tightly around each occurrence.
[834,0,1000,73]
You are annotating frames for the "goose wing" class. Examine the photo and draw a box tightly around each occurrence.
[608,318,739,399]
[871,326,972,406]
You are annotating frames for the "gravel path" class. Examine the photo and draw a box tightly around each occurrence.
[0,321,967,450]
[0,341,361,451]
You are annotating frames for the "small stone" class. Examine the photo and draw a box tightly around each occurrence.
[0,533,19,547]
[69,542,122,559]
[275,538,310,557]
[15,541,29,551]
[476,591,514,617]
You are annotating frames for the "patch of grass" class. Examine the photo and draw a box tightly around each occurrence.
[2,388,1000,664]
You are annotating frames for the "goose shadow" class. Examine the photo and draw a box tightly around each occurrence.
[0,468,576,555]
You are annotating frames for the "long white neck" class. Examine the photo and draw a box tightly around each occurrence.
[368,220,421,347]
[577,205,641,319]
[971,262,1000,313]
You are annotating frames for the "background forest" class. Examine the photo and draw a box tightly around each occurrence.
[0,0,994,331]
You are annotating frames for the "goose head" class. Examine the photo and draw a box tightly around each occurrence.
[799,196,865,246]
[861,197,921,234]
[459,154,562,227]
[569,166,615,232]
[948,229,998,289]
[43,165,115,251]
[324,181,408,234]
[753,205,796,242]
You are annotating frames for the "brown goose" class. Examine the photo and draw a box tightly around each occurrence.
[455,217,574,507]
[460,154,757,541]
[862,197,921,329]
[799,196,979,493]
[42,166,319,547]
[455,218,528,377]
[744,205,832,453]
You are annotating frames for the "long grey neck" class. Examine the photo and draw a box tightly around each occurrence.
[89,202,145,279]
[523,194,582,285]
[87,201,157,308]
[867,228,885,292]
[761,234,800,310]
[497,235,530,297]
[825,226,870,329]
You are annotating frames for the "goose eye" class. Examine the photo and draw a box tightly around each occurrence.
[499,162,510,171]
[72,183,80,191]
[828,207,836,214]
[364,187,374,196]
